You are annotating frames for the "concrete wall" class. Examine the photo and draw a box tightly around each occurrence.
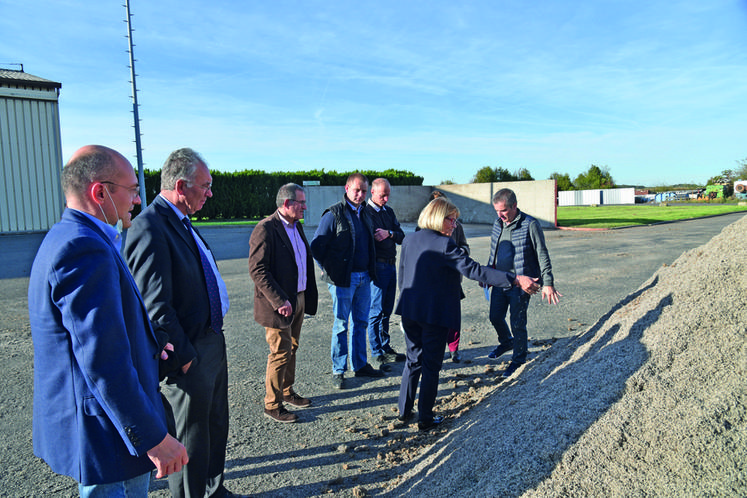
[304,179,557,228]
[437,180,557,227]
[303,185,433,226]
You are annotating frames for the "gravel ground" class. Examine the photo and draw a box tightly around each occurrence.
[2,213,745,497]
[390,215,747,497]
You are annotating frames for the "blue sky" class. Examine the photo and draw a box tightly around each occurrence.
[2,0,746,186]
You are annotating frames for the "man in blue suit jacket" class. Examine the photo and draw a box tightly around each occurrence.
[28,145,187,496]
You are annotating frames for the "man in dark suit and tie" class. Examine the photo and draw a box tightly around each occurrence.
[29,145,188,496]
[248,183,318,423]
[125,148,244,498]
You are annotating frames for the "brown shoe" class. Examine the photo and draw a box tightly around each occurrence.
[264,407,298,423]
[283,391,312,408]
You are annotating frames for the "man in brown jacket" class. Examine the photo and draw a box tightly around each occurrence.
[248,183,319,423]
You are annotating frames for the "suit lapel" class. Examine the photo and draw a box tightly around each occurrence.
[272,213,294,256]
[66,209,159,345]
[153,196,201,260]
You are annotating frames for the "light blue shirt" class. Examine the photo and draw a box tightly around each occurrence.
[74,209,122,252]
[159,194,230,316]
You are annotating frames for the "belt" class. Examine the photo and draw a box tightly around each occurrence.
[377,257,396,265]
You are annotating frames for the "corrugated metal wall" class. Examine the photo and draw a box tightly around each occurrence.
[0,86,64,233]
[558,188,634,206]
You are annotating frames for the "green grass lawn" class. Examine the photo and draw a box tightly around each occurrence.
[557,204,747,229]
[192,219,259,227]
[190,203,747,230]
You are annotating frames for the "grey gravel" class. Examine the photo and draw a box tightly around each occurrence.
[2,213,745,497]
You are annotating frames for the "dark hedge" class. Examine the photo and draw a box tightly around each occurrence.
[133,168,423,220]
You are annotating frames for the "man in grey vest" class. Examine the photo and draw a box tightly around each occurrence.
[485,188,562,378]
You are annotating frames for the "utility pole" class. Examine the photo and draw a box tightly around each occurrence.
[124,0,147,206]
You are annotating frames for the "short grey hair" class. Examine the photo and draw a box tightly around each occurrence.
[371,178,390,191]
[276,183,304,208]
[61,147,119,196]
[346,172,369,187]
[492,188,517,206]
[160,148,207,191]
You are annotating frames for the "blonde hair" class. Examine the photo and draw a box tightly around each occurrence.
[418,197,460,232]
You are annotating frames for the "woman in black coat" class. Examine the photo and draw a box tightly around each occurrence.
[395,197,539,430]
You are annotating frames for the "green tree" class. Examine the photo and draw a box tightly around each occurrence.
[472,166,499,183]
[574,165,615,189]
[495,167,516,181]
[514,168,534,181]
[734,158,747,180]
[471,166,517,183]
[707,169,735,185]
[549,172,574,191]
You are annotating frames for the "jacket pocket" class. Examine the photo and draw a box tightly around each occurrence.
[82,395,105,417]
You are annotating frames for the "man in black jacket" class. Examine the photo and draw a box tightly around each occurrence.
[310,173,385,389]
[365,178,406,368]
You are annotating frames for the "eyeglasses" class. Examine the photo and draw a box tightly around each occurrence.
[445,216,458,225]
[188,182,212,193]
[291,199,307,205]
[101,181,140,197]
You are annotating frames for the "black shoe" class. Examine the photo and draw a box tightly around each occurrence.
[450,350,461,363]
[354,363,385,378]
[332,373,345,389]
[501,361,523,378]
[488,341,514,359]
[418,415,444,431]
[373,355,393,372]
[383,348,406,362]
[397,411,413,423]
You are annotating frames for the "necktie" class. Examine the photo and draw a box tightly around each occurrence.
[182,217,223,332]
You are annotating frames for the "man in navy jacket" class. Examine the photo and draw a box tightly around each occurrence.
[311,173,385,389]
[364,178,406,366]
[28,145,187,496]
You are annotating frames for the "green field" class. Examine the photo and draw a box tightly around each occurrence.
[557,204,747,229]
[190,203,747,230]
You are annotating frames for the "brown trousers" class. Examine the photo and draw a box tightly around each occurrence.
[264,292,306,410]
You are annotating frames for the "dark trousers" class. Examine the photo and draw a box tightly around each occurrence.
[489,285,531,364]
[398,317,448,424]
[163,332,229,498]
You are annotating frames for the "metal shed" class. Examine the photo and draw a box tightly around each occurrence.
[1,67,63,233]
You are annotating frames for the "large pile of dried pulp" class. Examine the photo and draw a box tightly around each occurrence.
[390,215,747,497]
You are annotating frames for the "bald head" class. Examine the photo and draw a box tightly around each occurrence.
[370,177,391,207]
[61,145,130,199]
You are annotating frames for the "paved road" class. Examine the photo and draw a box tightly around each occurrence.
[6,213,745,339]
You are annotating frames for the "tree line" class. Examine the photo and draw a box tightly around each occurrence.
[465,158,747,192]
[466,164,614,191]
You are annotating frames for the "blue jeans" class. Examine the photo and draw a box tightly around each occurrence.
[78,472,150,498]
[489,285,531,364]
[329,271,371,374]
[367,262,397,356]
